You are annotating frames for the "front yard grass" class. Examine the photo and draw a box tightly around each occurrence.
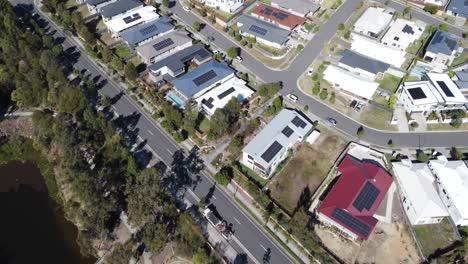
[357,104,397,131]
[378,73,402,93]
[413,218,458,257]
[427,122,468,131]
[451,51,468,67]
[268,127,348,213]
[114,44,133,59]
[237,163,269,187]
[99,32,117,46]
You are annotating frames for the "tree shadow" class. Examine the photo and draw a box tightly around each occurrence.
[204,184,216,205]
[233,253,248,264]
[294,185,312,214]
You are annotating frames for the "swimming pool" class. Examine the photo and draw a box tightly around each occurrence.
[167,93,185,107]
[410,62,433,79]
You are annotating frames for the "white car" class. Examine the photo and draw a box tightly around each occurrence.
[183,5,191,12]
[307,69,313,76]
[213,49,219,54]
[235,56,243,62]
[286,93,298,102]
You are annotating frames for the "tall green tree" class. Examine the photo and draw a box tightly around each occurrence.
[124,62,138,81]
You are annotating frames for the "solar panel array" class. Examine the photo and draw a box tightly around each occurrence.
[436,81,454,97]
[332,208,371,237]
[275,12,288,20]
[249,25,267,36]
[261,141,283,163]
[140,24,158,36]
[281,126,294,137]
[291,116,307,128]
[259,6,289,20]
[408,87,427,100]
[260,7,273,15]
[153,38,174,51]
[123,13,141,24]
[201,98,214,109]
[353,182,380,212]
[402,24,414,35]
[217,87,236,99]
[193,70,217,86]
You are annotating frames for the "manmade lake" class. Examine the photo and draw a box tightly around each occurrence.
[0,161,95,264]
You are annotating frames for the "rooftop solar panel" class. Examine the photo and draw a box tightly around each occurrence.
[140,24,158,36]
[291,116,307,128]
[217,87,236,99]
[407,87,427,100]
[444,38,457,51]
[201,98,214,109]
[332,208,371,237]
[352,182,380,212]
[123,13,141,24]
[261,141,283,163]
[153,38,174,51]
[281,126,294,137]
[249,25,267,36]
[436,81,454,97]
[402,24,414,35]
[193,70,217,86]
[275,12,288,20]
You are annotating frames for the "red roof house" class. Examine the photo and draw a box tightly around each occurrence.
[252,4,306,31]
[317,155,393,240]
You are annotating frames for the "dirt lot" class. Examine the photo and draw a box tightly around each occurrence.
[268,127,348,213]
[317,220,421,264]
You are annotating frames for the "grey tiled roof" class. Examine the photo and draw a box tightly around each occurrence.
[100,0,142,19]
[237,15,290,45]
[120,17,174,48]
[136,31,192,61]
[272,0,320,15]
[87,0,109,6]
[148,44,212,75]
[426,30,460,56]
[339,49,390,75]
[447,0,468,18]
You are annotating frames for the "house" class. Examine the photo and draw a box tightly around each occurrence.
[323,65,380,100]
[453,70,468,91]
[136,31,193,64]
[423,30,460,71]
[381,19,425,51]
[392,161,449,225]
[353,7,393,38]
[100,0,143,22]
[120,17,175,48]
[398,72,467,113]
[251,4,306,31]
[429,158,468,226]
[446,0,468,18]
[237,15,290,49]
[338,49,391,80]
[270,0,320,17]
[195,77,254,117]
[351,34,406,68]
[104,6,159,37]
[198,0,244,13]
[241,109,313,178]
[148,44,212,80]
[317,155,393,240]
[86,0,117,14]
[167,60,235,107]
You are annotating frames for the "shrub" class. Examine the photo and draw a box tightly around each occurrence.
[438,23,448,31]
[329,92,336,104]
[338,23,345,31]
[214,167,232,186]
[312,82,321,95]
[319,88,328,100]
[423,4,439,14]
[297,44,304,52]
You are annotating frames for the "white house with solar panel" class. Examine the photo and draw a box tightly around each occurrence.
[241,109,313,178]
[104,5,159,37]
[398,72,468,114]
[198,0,244,13]
[380,19,425,51]
[136,31,193,64]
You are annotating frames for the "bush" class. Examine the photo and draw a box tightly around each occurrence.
[329,92,336,104]
[450,118,462,128]
[411,121,419,128]
[439,23,448,31]
[312,73,319,81]
[312,82,321,95]
[240,40,248,46]
[319,88,328,100]
[193,21,201,32]
[344,30,351,39]
[235,34,242,41]
[227,46,239,58]
[173,131,185,142]
[198,9,207,17]
[297,44,304,52]
[417,151,430,163]
[388,95,397,110]
[338,23,345,31]
[423,4,439,14]
[214,167,232,186]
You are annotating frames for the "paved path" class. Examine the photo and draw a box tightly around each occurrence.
[171,0,468,148]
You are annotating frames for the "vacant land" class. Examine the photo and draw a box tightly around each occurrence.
[268,128,348,213]
[356,104,397,131]
[413,218,458,257]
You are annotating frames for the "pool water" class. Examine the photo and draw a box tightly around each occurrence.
[167,93,185,107]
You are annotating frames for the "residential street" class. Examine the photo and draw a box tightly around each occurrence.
[170,0,468,148]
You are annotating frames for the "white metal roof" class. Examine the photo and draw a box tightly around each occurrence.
[195,76,254,116]
[430,159,468,221]
[323,65,379,100]
[351,34,406,68]
[426,72,468,105]
[392,162,448,219]
[104,6,159,34]
[354,7,393,35]
[381,18,425,51]
[401,81,441,106]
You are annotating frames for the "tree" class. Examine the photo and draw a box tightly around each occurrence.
[193,247,209,264]
[78,24,95,44]
[140,221,168,252]
[227,47,239,59]
[357,126,365,138]
[312,82,320,95]
[319,88,328,100]
[450,147,464,160]
[343,30,351,39]
[193,21,201,32]
[100,46,113,63]
[124,62,138,82]
[272,96,282,110]
[209,109,230,138]
[329,92,336,104]
[162,0,170,8]
[387,139,394,148]
[214,167,232,186]
[58,87,87,115]
[417,151,430,163]
[106,243,132,264]
[111,56,124,71]
[439,23,449,31]
[224,97,241,124]
[423,4,439,14]
[403,6,411,15]
[101,95,111,108]
[388,95,397,110]
[258,82,282,99]
[338,23,345,31]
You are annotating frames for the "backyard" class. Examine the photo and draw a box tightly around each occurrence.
[268,127,348,213]
[413,218,459,257]
[378,73,402,93]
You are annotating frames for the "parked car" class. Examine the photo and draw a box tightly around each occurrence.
[286,93,298,102]
[307,69,313,76]
[156,79,166,87]
[326,118,337,126]
[355,101,364,112]
[203,208,232,240]
[183,5,191,12]
[235,56,243,62]
[213,49,219,54]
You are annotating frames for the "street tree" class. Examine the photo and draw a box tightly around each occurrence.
[124,62,138,82]
[357,126,365,138]
[227,47,239,59]
[193,21,201,32]
[193,247,209,264]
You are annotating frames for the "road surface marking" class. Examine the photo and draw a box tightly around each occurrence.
[166,148,173,154]
[212,195,216,200]
[259,244,267,251]
[147,129,154,136]
[187,189,200,202]
[233,217,241,225]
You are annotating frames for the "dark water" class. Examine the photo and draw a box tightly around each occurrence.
[0,161,95,264]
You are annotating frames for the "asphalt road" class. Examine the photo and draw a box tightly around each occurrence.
[9,1,297,263]
[171,0,468,148]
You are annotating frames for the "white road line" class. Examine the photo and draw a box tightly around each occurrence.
[259,244,267,251]
[166,148,173,154]
[187,188,200,202]
[233,217,241,225]
[211,195,216,200]
[147,129,154,136]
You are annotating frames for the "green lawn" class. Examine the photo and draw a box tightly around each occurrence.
[357,105,397,131]
[114,44,133,59]
[413,218,458,257]
[198,117,211,134]
[258,0,271,4]
[451,52,468,67]
[427,122,468,131]
[237,163,269,187]
[378,73,402,93]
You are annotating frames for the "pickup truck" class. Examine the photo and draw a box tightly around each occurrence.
[203,208,232,239]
